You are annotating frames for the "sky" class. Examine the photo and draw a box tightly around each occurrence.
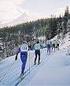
[0,0,70,24]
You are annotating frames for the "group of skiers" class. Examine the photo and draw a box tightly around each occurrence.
[15,40,59,75]
[46,40,59,54]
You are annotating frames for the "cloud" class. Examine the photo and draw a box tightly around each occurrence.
[0,0,25,5]
[0,0,25,23]
[12,0,25,5]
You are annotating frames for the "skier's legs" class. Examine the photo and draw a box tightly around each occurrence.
[47,48,49,54]
[47,48,50,55]
[20,52,27,74]
[34,50,37,65]
[57,46,59,50]
[21,63,25,74]
[47,48,48,53]
[53,47,55,52]
[38,50,40,64]
[49,48,51,54]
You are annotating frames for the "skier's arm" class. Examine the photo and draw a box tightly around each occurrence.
[15,52,18,60]
[15,48,20,60]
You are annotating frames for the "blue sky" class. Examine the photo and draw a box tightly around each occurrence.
[0,0,70,23]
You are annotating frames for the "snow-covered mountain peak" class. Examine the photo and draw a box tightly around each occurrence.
[0,12,37,28]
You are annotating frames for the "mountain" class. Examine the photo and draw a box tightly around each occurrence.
[0,12,37,28]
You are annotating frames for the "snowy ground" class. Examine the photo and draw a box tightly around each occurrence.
[0,33,70,86]
[18,49,70,86]
[0,49,47,86]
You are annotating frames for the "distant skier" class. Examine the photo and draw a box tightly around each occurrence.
[47,43,51,54]
[34,40,41,65]
[28,41,32,50]
[66,45,70,55]
[56,43,59,50]
[46,40,51,55]
[52,43,55,52]
[15,41,28,75]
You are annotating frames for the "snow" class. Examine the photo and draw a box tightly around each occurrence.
[0,32,70,86]
[18,50,70,86]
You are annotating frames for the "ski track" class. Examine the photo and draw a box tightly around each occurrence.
[18,50,59,86]
[18,49,70,86]
[15,49,56,86]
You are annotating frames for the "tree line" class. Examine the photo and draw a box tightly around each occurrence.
[0,6,70,44]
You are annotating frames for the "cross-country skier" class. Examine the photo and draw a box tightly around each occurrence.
[52,43,55,52]
[15,41,28,75]
[34,40,41,65]
[56,43,59,50]
[46,40,51,55]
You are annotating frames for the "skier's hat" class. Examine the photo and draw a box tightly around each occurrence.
[37,40,39,43]
[22,41,27,44]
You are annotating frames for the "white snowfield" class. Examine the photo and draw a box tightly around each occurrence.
[0,32,70,86]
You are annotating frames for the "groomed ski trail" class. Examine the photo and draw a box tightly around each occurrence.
[0,48,47,86]
[18,49,70,86]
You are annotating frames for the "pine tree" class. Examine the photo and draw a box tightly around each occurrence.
[63,6,69,34]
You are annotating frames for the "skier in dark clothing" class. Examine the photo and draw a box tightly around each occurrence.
[34,41,41,65]
[46,40,52,55]
[56,43,59,50]
[52,43,55,52]
[47,43,51,54]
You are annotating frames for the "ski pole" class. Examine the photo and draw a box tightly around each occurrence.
[28,50,30,74]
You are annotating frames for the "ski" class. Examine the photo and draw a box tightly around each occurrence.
[14,57,46,86]
[15,70,30,86]
[14,64,37,86]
